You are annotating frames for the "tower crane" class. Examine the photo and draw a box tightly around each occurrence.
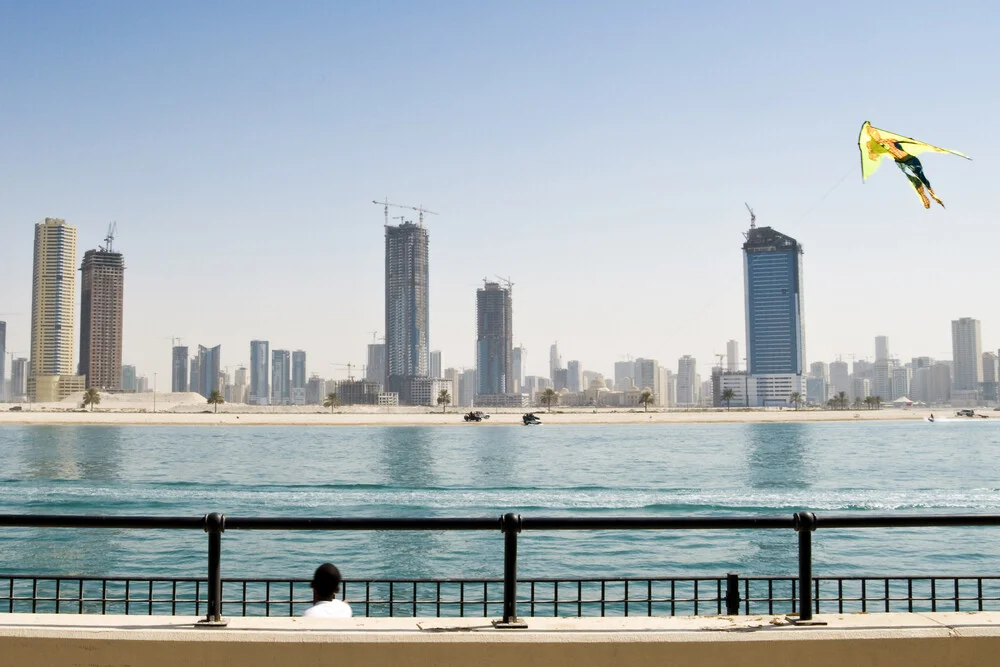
[331,362,366,381]
[372,199,439,226]
[165,336,184,348]
[495,275,515,294]
[101,222,118,253]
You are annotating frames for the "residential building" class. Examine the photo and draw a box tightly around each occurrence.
[0,321,5,401]
[336,379,384,405]
[11,358,27,401]
[291,350,307,405]
[476,281,513,396]
[271,349,291,405]
[726,339,739,372]
[552,368,568,392]
[189,355,200,396]
[385,221,429,401]
[28,218,85,402]
[892,366,911,401]
[172,346,189,392]
[444,368,461,405]
[830,360,850,399]
[549,343,561,382]
[78,241,125,390]
[249,340,269,405]
[366,343,386,385]
[305,375,324,405]
[459,369,477,406]
[658,367,673,407]
[566,360,582,393]
[930,362,952,404]
[676,355,697,407]
[196,345,221,398]
[511,346,525,393]
[982,352,999,404]
[137,375,149,393]
[429,350,442,379]
[742,223,806,406]
[121,365,137,392]
[872,359,893,400]
[232,366,249,404]
[951,318,983,403]
[852,377,871,401]
[633,358,659,401]
[806,361,828,405]
[614,360,634,392]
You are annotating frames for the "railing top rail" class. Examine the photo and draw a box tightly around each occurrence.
[2,512,1000,531]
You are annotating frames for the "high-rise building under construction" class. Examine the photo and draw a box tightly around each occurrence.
[384,221,429,402]
[476,281,513,395]
[78,231,125,390]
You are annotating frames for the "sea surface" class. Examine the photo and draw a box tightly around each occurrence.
[1,420,999,582]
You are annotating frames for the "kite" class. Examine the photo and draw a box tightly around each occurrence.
[858,121,970,209]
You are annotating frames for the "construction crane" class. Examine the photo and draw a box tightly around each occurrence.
[165,336,184,348]
[495,275,515,294]
[101,222,118,253]
[715,353,726,370]
[372,199,439,226]
[331,363,366,381]
[745,203,756,229]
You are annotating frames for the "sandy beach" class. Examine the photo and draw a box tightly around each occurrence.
[0,404,942,426]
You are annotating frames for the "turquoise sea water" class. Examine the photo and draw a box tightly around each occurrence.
[1,421,999,583]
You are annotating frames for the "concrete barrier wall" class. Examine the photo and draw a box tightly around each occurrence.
[2,613,999,667]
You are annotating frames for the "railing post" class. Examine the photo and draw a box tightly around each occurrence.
[197,512,228,627]
[791,511,824,625]
[494,512,526,628]
[725,572,741,615]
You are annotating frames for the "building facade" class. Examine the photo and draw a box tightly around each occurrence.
[291,350,307,405]
[385,222,430,400]
[11,358,27,401]
[78,245,125,390]
[726,340,739,372]
[28,218,85,402]
[476,282,513,396]
[951,318,983,398]
[172,346,189,392]
[366,343,386,385]
[511,346,525,394]
[742,224,805,405]
[271,349,291,406]
[249,340,269,405]
[196,345,221,398]
[0,321,5,401]
[566,360,582,394]
[676,355,697,406]
[121,365,137,392]
[429,350,442,379]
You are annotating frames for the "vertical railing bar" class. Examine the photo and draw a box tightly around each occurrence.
[389,581,395,617]
[647,580,652,617]
[125,580,131,615]
[78,579,84,614]
[8,578,13,613]
[365,581,370,618]
[931,579,937,612]
[671,579,676,616]
[55,578,61,614]
[908,579,913,613]
[694,579,699,616]
[531,581,536,617]
[978,578,984,612]
[600,580,606,617]
[460,582,465,618]
[288,581,293,617]
[954,578,960,612]
[242,581,247,617]
[483,581,488,618]
[624,580,628,617]
[838,579,844,614]
[861,579,866,613]
[264,581,269,617]
[31,579,37,614]
[172,580,177,616]
[102,580,107,615]
[555,581,560,617]
[148,580,154,615]
[436,581,441,617]
[580,581,584,618]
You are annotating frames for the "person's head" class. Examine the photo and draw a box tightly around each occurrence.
[310,563,342,602]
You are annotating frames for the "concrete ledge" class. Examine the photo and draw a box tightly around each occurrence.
[1,612,999,666]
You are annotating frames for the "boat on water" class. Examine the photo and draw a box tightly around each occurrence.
[522,412,542,426]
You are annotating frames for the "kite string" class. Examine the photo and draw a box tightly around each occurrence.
[794,164,856,223]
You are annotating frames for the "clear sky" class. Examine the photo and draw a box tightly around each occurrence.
[1,1,997,383]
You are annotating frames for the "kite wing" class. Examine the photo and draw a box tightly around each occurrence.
[858,121,970,182]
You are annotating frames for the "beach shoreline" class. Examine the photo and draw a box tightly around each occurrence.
[0,407,946,426]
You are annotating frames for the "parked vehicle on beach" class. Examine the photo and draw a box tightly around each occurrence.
[464,411,489,422]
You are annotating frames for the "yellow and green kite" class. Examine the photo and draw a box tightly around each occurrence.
[858,121,970,209]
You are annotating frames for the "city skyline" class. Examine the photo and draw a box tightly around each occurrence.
[1,4,998,386]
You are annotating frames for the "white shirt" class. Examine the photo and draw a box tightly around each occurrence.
[302,599,353,618]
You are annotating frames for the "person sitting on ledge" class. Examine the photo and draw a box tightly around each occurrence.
[302,563,353,617]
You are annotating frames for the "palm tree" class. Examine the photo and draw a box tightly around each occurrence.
[638,389,654,412]
[853,397,864,410]
[82,387,101,412]
[836,391,848,410]
[873,396,883,410]
[437,389,451,413]
[207,390,225,413]
[541,387,558,412]
[788,391,802,410]
[323,393,339,413]
[721,388,735,411]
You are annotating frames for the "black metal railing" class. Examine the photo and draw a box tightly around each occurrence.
[2,511,1000,626]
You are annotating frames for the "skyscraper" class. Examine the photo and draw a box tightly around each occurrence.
[271,349,291,405]
[28,218,86,402]
[429,350,442,379]
[0,321,5,401]
[172,346,189,392]
[743,223,806,406]
[951,317,983,399]
[249,340,270,405]
[476,282,513,396]
[634,358,659,399]
[291,350,307,405]
[11,358,27,401]
[366,343,386,386]
[614,360,634,391]
[726,339,739,372]
[875,335,890,362]
[677,355,697,406]
[78,240,125,390]
[189,355,200,396]
[121,365,137,392]
[549,343,562,381]
[196,344,221,398]
[566,360,582,393]
[511,346,525,393]
[385,221,429,401]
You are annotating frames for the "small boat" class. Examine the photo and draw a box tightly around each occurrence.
[522,412,542,426]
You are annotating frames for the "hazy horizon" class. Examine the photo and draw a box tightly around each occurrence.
[2,1,997,382]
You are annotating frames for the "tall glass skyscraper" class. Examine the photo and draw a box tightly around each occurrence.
[743,224,805,405]
[476,281,513,395]
[271,349,291,406]
[172,346,189,392]
[249,340,269,405]
[385,221,429,401]
[196,344,221,398]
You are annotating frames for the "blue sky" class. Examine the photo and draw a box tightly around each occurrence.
[1,1,997,382]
